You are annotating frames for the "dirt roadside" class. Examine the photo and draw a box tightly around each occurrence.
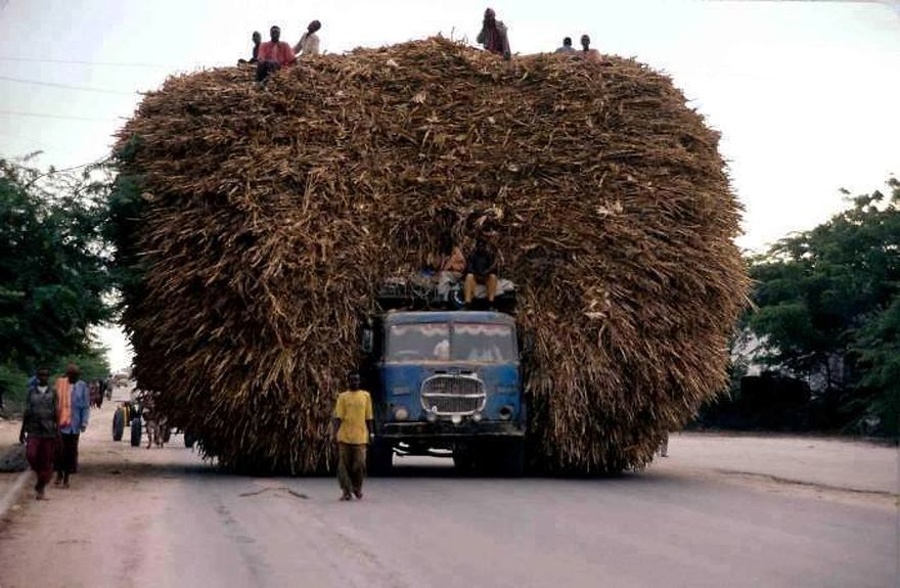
[0,418,27,501]
[651,432,899,508]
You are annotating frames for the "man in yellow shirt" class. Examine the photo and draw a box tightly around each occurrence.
[333,372,374,501]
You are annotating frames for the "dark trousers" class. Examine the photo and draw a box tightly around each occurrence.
[337,443,367,496]
[55,433,80,476]
[255,60,280,82]
[26,437,56,490]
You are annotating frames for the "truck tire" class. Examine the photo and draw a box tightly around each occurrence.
[498,439,525,477]
[368,441,393,477]
[130,417,142,447]
[112,408,125,441]
[452,444,478,475]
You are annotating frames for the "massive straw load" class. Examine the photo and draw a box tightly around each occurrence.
[113,37,748,474]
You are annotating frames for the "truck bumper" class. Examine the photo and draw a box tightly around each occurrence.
[378,420,525,440]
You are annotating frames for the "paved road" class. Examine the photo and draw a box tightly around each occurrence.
[0,394,896,588]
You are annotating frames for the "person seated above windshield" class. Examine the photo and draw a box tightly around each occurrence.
[464,236,499,307]
[434,234,466,301]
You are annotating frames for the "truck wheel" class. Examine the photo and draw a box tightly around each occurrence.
[130,418,143,447]
[112,408,125,441]
[368,441,393,476]
[452,444,478,475]
[498,439,525,477]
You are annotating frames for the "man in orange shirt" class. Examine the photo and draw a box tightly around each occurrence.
[256,25,296,82]
[333,372,374,501]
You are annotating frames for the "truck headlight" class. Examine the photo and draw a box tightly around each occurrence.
[393,406,409,421]
[451,414,462,425]
[499,405,514,420]
[471,412,483,422]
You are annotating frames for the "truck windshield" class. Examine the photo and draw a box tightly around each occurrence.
[386,323,516,363]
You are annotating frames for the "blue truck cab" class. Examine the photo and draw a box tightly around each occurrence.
[360,309,527,475]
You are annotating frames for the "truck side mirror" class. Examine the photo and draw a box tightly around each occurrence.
[361,328,374,354]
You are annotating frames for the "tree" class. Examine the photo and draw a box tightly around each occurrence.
[0,158,112,375]
[746,178,899,434]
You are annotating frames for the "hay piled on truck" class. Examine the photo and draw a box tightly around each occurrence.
[112,37,748,474]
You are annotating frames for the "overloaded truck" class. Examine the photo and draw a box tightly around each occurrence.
[359,279,527,475]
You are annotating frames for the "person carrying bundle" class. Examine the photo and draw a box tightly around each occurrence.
[54,364,90,489]
[256,25,296,82]
[477,8,511,61]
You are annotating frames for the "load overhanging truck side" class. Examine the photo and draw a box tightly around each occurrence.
[359,280,527,476]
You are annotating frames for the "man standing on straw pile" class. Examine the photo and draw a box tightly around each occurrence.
[477,8,511,60]
[54,363,89,489]
[256,25,296,82]
[18,368,57,500]
[293,20,322,57]
[333,372,374,501]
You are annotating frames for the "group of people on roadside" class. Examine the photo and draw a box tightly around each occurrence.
[19,364,91,500]
[238,20,323,81]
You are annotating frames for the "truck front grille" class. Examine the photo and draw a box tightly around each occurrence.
[420,375,486,416]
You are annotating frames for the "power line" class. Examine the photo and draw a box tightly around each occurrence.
[0,109,119,122]
[0,56,180,68]
[0,75,139,96]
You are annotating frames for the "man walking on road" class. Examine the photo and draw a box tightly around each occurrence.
[54,364,90,488]
[333,372,374,501]
[19,368,58,500]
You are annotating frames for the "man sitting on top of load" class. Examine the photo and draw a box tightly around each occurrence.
[477,8,511,61]
[256,25,296,82]
[464,236,500,309]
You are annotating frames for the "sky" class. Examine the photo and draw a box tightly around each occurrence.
[1,0,899,370]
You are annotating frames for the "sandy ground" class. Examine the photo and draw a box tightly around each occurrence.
[0,393,897,588]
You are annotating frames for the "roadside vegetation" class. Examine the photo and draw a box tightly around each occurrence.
[0,158,112,412]
[701,178,899,439]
